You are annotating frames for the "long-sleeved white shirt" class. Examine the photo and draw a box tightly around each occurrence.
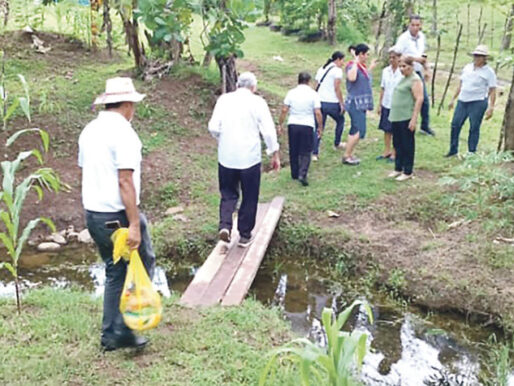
[208,88,279,170]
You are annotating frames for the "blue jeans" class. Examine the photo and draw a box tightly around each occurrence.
[346,100,367,139]
[313,102,345,155]
[449,99,488,154]
[86,210,156,345]
[416,71,430,131]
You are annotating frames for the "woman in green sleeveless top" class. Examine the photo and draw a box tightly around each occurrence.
[388,57,424,181]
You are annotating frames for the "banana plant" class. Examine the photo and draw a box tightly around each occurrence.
[260,300,374,386]
[0,128,62,313]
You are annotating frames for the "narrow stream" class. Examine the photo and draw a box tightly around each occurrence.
[0,245,512,385]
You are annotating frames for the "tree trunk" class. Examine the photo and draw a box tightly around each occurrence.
[264,0,271,23]
[501,67,514,152]
[102,0,113,57]
[467,1,470,46]
[327,0,336,45]
[90,0,101,50]
[216,55,237,94]
[478,23,487,45]
[431,34,441,108]
[502,4,513,53]
[431,0,437,35]
[375,0,387,54]
[381,8,395,62]
[490,6,494,48]
[203,52,213,67]
[119,5,146,71]
[438,23,463,115]
[405,0,414,17]
[1,0,8,27]
[478,7,483,40]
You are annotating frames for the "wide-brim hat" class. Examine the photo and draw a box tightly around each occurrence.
[469,44,489,57]
[93,77,146,105]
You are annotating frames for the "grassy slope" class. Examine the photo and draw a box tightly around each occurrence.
[0,289,296,385]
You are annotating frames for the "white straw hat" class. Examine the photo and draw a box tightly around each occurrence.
[93,77,146,105]
[470,45,489,56]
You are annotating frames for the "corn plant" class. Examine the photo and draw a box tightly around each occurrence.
[0,51,31,131]
[259,300,374,386]
[0,128,62,313]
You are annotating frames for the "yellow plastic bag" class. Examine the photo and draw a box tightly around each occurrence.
[112,228,162,331]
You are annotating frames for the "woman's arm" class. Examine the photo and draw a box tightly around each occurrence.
[448,81,462,110]
[485,88,496,120]
[409,79,424,131]
[278,105,289,135]
[334,78,344,109]
[347,63,358,82]
[378,88,384,114]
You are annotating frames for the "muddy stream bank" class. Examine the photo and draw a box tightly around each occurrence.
[0,244,512,385]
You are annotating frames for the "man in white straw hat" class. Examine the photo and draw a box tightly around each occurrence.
[446,45,496,157]
[78,77,155,351]
[208,72,280,248]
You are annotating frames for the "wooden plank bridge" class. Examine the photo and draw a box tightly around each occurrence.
[180,196,285,307]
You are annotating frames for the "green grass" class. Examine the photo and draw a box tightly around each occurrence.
[0,288,296,385]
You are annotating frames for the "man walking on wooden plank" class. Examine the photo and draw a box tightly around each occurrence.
[79,77,156,351]
[208,72,280,248]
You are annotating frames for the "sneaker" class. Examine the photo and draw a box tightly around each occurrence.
[299,178,309,187]
[445,151,457,158]
[334,142,346,150]
[386,157,395,164]
[420,128,436,136]
[388,170,402,178]
[219,228,231,243]
[238,234,254,248]
[396,173,413,181]
[312,155,319,162]
[342,156,360,165]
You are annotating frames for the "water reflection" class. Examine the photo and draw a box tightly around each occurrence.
[250,260,502,386]
[0,247,171,299]
[0,247,511,384]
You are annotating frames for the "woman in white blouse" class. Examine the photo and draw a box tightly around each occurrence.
[377,46,402,161]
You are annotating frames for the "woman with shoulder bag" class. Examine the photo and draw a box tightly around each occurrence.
[312,51,345,161]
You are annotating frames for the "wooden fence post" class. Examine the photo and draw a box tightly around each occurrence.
[438,24,463,116]
[431,33,441,108]
[478,23,487,45]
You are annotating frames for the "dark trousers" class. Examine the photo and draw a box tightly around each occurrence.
[218,162,261,239]
[416,71,430,131]
[449,99,488,154]
[288,124,313,180]
[86,210,156,344]
[313,102,345,155]
[392,120,415,175]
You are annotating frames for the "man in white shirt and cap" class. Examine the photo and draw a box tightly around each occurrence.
[78,77,155,351]
[208,72,280,247]
[395,14,434,136]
